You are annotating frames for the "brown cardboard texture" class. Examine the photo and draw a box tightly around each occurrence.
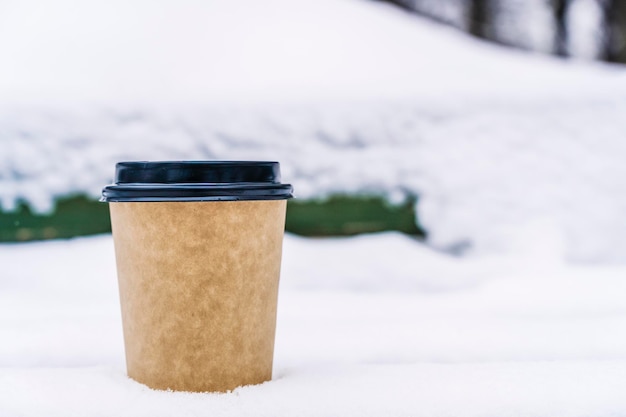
[110,200,287,392]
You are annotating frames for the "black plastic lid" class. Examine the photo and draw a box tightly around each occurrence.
[101,161,293,202]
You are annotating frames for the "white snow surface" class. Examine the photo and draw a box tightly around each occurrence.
[2,0,626,262]
[2,233,626,416]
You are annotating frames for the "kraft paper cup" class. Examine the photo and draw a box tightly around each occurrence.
[101,161,293,392]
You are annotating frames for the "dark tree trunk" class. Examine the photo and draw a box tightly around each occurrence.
[602,0,626,63]
[552,0,569,57]
[468,0,491,40]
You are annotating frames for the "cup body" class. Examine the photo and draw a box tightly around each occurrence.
[110,200,286,392]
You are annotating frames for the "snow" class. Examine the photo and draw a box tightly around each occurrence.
[3,1,626,413]
[4,362,626,416]
[2,0,626,262]
[2,233,626,416]
[1,0,619,102]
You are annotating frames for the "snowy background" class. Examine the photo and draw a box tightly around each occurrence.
[2,0,626,415]
[2,0,626,261]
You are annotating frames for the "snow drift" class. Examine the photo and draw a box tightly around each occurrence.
[1,0,626,261]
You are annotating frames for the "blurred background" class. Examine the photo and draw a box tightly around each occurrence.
[1,0,626,262]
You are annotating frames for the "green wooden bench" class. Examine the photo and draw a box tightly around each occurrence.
[0,195,425,242]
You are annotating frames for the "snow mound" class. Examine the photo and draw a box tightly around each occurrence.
[0,0,621,102]
[2,0,626,262]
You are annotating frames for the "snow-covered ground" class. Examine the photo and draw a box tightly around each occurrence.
[2,1,626,415]
[2,233,626,416]
[2,0,626,261]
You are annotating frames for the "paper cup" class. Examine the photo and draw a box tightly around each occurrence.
[102,161,293,392]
